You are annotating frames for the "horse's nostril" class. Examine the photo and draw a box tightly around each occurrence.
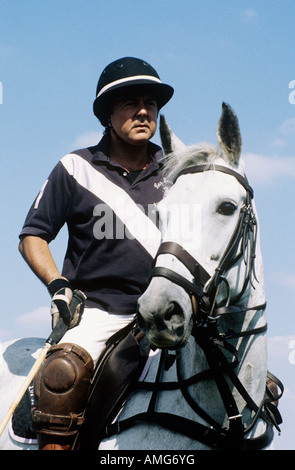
[165,301,184,323]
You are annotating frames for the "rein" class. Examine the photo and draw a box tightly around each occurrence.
[105,164,283,449]
[106,341,282,450]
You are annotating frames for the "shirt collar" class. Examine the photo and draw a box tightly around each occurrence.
[90,135,164,169]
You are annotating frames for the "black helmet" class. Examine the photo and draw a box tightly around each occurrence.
[93,57,174,126]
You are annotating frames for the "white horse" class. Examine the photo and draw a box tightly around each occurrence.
[99,103,280,450]
[0,103,280,450]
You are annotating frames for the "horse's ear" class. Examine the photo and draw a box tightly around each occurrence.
[216,103,242,165]
[160,114,186,155]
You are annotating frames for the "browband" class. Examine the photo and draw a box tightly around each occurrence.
[174,164,254,199]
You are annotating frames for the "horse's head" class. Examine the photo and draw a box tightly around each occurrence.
[137,103,264,349]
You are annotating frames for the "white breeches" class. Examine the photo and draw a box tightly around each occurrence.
[59,307,135,366]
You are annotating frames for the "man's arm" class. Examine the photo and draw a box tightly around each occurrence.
[18,235,61,286]
[19,235,85,329]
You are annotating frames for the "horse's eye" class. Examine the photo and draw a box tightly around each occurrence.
[217,202,237,216]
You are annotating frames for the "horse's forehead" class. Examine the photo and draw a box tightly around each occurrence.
[165,170,246,204]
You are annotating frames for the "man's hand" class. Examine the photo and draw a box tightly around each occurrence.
[48,278,85,329]
[48,277,73,327]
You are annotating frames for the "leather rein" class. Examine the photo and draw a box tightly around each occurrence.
[106,164,283,449]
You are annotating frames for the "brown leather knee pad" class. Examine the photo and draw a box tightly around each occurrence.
[32,343,94,436]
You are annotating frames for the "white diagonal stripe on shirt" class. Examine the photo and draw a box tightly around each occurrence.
[61,153,161,257]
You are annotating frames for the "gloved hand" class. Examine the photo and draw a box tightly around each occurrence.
[47,277,86,329]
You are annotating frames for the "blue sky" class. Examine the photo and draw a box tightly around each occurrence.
[0,0,294,450]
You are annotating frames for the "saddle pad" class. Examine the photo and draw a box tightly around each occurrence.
[9,387,37,445]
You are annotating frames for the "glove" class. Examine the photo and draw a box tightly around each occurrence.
[47,277,86,329]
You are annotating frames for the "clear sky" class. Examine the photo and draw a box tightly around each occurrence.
[0,0,294,450]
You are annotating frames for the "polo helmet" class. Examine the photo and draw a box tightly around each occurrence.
[93,57,174,126]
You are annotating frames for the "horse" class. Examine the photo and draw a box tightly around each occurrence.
[0,103,281,450]
[99,103,281,450]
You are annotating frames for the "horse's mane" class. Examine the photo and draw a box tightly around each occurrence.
[161,142,245,184]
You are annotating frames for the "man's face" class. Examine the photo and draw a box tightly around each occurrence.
[110,91,158,146]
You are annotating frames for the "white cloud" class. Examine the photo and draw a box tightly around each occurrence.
[16,306,49,327]
[244,153,295,183]
[74,130,103,149]
[269,118,295,150]
[15,306,50,338]
[242,9,258,21]
[272,139,287,148]
[267,335,295,449]
[280,118,295,136]
[0,307,50,342]
[268,335,295,361]
[0,329,13,342]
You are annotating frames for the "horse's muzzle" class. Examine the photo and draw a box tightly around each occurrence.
[137,301,190,349]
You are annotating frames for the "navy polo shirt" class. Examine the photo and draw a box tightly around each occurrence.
[19,136,166,314]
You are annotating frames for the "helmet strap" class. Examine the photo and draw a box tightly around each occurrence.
[107,118,128,145]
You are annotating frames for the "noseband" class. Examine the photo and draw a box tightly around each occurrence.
[149,163,262,325]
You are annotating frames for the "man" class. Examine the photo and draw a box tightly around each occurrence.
[19,57,174,450]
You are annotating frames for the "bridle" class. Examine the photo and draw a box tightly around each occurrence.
[106,164,283,449]
[149,163,260,325]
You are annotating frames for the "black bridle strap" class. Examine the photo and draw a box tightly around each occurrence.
[155,241,211,283]
[205,199,255,300]
[175,164,254,199]
[195,329,244,432]
[106,333,275,450]
[150,202,256,308]
[150,242,211,308]
[106,410,274,450]
[209,303,267,323]
[149,266,202,297]
[106,411,228,449]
